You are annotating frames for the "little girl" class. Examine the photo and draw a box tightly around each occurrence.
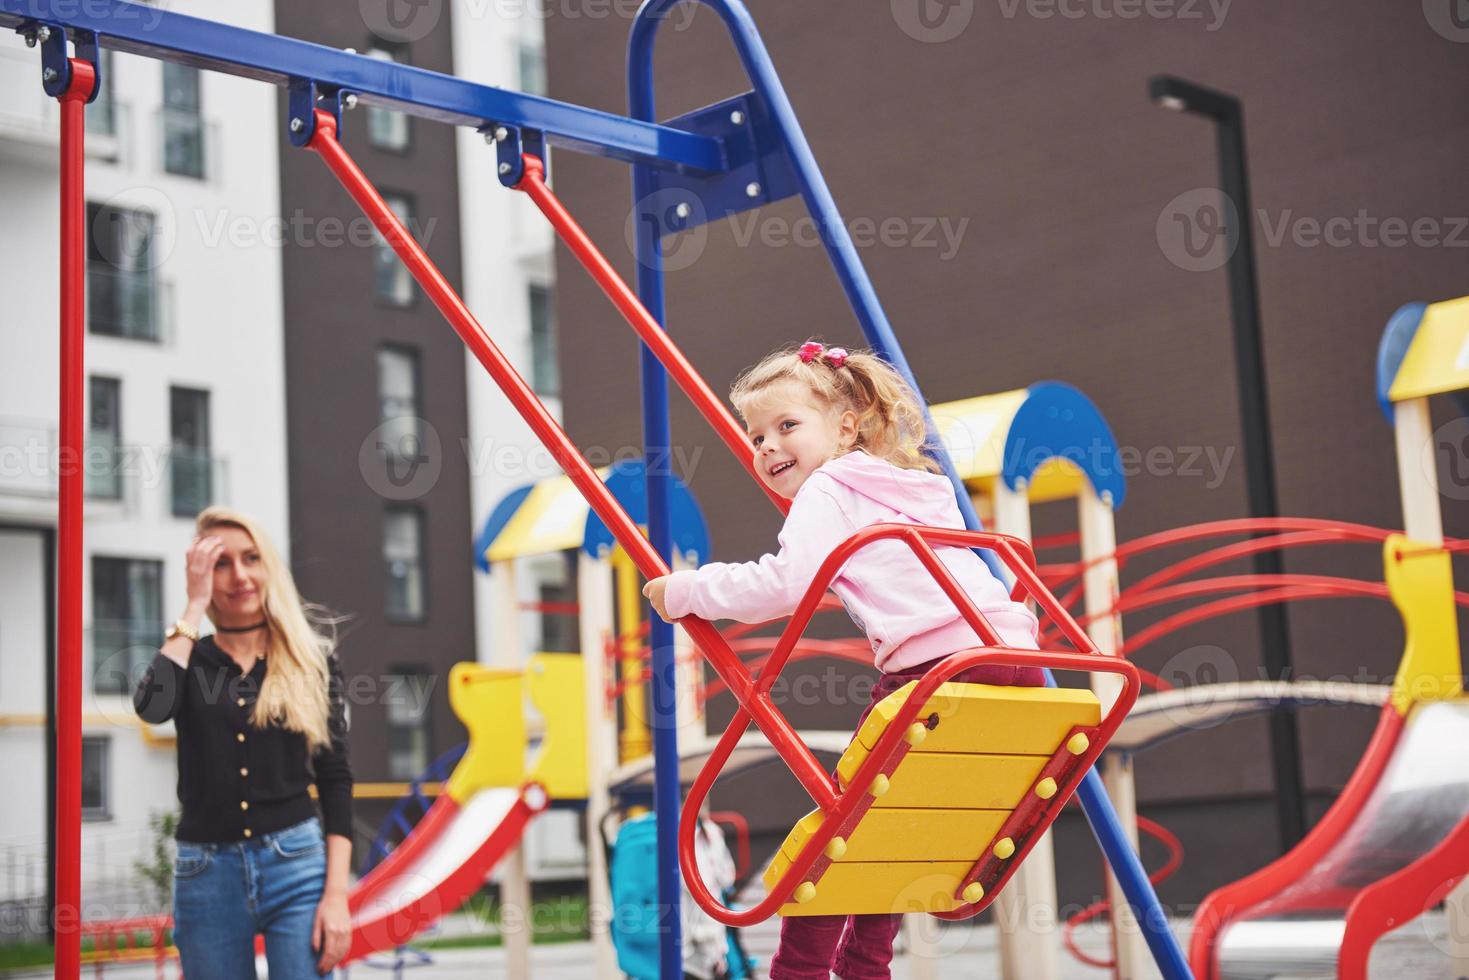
[643,340,1043,980]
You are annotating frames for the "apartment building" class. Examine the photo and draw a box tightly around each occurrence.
[0,0,288,934]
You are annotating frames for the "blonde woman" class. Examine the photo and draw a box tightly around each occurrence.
[134,506,353,977]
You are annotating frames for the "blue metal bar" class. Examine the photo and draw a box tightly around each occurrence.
[628,22,684,973]
[0,0,724,171]
[628,3,1192,977]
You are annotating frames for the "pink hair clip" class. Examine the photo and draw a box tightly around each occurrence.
[797,340,824,363]
[825,346,849,368]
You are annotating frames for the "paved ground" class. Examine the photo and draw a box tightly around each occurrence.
[10,911,1460,978]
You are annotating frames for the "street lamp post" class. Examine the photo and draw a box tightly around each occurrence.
[1150,74,1307,851]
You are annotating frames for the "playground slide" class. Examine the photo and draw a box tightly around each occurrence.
[344,783,547,964]
[1192,700,1469,978]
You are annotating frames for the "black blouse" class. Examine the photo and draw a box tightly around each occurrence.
[133,636,353,844]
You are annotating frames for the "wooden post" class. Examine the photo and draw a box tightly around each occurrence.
[990,479,1060,980]
[489,558,533,976]
[577,551,619,977]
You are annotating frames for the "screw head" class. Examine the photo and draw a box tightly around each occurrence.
[24,32,37,48]
[42,67,58,83]
[36,26,51,42]
[494,126,509,142]
[289,117,304,133]
[745,181,761,198]
[344,47,357,55]
[343,94,359,110]
[729,109,745,125]
[498,161,512,176]
[674,202,691,219]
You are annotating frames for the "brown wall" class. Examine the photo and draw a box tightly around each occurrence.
[272,5,474,828]
[546,1,1469,905]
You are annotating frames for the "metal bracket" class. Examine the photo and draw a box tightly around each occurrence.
[491,124,547,188]
[637,91,797,234]
[286,78,345,147]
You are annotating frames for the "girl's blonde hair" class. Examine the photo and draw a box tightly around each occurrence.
[730,342,941,474]
[196,506,339,752]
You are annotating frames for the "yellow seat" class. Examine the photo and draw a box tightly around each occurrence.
[763,681,1101,916]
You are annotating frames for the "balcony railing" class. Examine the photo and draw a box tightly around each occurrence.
[0,46,127,162]
[87,265,173,343]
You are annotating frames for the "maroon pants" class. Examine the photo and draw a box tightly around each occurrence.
[768,657,1045,980]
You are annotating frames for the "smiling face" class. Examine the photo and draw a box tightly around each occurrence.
[208,524,268,625]
[743,381,858,499]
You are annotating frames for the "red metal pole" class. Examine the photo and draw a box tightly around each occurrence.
[57,56,96,980]
[513,156,790,514]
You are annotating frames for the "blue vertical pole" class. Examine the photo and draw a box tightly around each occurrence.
[629,12,683,977]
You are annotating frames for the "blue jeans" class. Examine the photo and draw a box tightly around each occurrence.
[173,818,330,979]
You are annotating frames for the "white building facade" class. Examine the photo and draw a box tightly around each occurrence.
[0,0,288,935]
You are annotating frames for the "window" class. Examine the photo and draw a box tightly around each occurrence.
[384,508,425,621]
[87,202,159,341]
[85,50,116,138]
[375,194,416,306]
[169,387,211,518]
[385,669,432,779]
[92,557,162,695]
[538,582,577,652]
[518,41,546,97]
[377,346,421,459]
[161,62,204,178]
[528,284,559,398]
[364,47,411,151]
[81,737,111,820]
[87,377,122,501]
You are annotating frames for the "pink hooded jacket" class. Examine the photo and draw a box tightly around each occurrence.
[662,450,1040,673]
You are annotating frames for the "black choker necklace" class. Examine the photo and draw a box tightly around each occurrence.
[216,620,268,633]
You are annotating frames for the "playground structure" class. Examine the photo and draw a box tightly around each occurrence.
[17,1,1469,978]
[11,1,1193,977]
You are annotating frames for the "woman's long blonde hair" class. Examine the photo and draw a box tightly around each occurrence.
[196,506,338,752]
[730,342,941,474]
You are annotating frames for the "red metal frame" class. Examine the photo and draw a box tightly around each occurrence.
[677,525,1139,926]
[57,56,96,980]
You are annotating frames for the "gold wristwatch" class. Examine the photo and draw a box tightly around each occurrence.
[165,619,200,643]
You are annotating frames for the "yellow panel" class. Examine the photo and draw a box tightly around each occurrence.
[526,653,589,799]
[856,682,1100,758]
[763,858,973,916]
[1026,457,1086,504]
[486,468,612,562]
[929,390,1027,484]
[1388,296,1469,403]
[444,662,526,802]
[837,752,1048,809]
[1384,535,1464,715]
[781,807,1006,864]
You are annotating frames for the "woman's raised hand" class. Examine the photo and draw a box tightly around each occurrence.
[186,535,224,609]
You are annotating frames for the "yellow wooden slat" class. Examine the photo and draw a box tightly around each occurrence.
[838,752,1048,809]
[765,859,974,916]
[781,807,1007,864]
[855,682,1099,757]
